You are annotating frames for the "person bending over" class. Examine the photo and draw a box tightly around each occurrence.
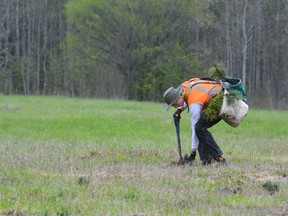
[163,77,226,165]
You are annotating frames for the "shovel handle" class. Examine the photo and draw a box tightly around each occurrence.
[173,115,183,160]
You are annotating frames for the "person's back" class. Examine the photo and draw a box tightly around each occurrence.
[181,78,223,107]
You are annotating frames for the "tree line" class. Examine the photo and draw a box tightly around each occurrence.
[0,0,287,109]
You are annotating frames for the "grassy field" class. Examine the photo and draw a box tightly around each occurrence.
[0,96,287,216]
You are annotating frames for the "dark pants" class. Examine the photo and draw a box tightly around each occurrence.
[196,114,223,160]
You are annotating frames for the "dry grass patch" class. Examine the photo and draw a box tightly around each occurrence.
[246,171,287,183]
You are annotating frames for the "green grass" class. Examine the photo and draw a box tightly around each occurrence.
[0,96,287,215]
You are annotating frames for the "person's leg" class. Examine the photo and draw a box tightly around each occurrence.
[197,140,209,160]
[195,114,223,160]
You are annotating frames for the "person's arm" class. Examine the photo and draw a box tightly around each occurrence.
[189,104,202,151]
[181,102,188,111]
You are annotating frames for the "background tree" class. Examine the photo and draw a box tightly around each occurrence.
[65,0,213,100]
[0,0,67,95]
[0,0,287,109]
[208,0,288,109]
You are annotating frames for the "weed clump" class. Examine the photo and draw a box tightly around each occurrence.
[77,176,90,186]
[262,181,280,194]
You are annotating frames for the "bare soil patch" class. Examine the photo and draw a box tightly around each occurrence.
[246,171,287,183]
[272,146,288,152]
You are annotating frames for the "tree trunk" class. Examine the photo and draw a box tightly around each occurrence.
[241,0,248,87]
[42,0,48,95]
[4,0,12,94]
[225,0,233,77]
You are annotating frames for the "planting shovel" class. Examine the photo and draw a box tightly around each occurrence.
[173,113,183,160]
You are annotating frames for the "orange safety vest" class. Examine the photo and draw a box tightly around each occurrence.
[181,78,223,106]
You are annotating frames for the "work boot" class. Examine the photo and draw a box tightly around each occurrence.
[213,155,227,167]
[201,155,214,165]
[188,150,197,162]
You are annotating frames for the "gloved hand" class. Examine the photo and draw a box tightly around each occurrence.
[173,109,182,120]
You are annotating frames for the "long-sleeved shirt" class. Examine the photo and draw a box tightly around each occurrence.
[181,102,202,151]
[189,103,202,150]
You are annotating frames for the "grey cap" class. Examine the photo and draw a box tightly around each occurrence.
[163,85,182,111]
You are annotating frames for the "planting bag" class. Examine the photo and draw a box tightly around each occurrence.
[220,78,247,102]
[219,89,249,128]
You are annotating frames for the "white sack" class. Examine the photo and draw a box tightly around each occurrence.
[219,90,249,128]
